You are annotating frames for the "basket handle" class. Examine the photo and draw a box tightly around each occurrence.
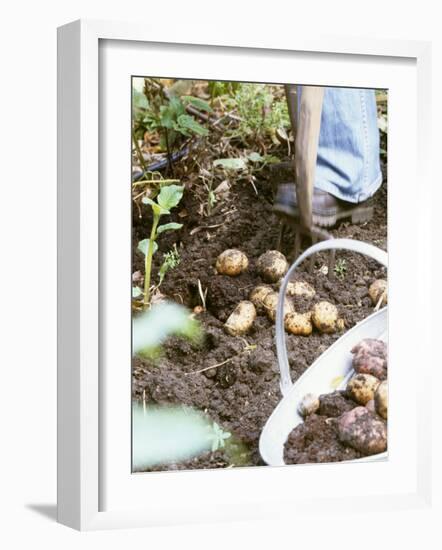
[276,238,388,396]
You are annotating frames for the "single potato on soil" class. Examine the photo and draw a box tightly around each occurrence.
[311,301,339,333]
[215,249,249,276]
[285,311,313,336]
[347,373,380,405]
[249,284,273,312]
[369,279,388,306]
[224,300,256,336]
[284,280,316,299]
[263,291,294,321]
[337,406,387,455]
[257,250,288,283]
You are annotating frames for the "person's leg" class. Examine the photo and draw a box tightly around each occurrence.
[274,86,382,226]
[315,87,382,203]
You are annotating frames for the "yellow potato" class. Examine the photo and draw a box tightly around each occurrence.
[285,280,316,299]
[311,301,339,333]
[369,279,388,307]
[347,373,380,405]
[249,285,273,312]
[284,311,313,336]
[215,249,249,276]
[224,301,256,336]
[375,380,388,419]
[262,291,294,322]
[298,393,320,417]
[257,250,288,283]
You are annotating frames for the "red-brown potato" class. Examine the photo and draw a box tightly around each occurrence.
[337,406,387,455]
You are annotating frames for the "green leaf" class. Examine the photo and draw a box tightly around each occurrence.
[132,286,143,298]
[176,114,209,136]
[141,196,170,216]
[132,302,202,355]
[157,184,184,211]
[159,106,175,129]
[262,154,281,164]
[137,239,158,256]
[157,222,183,234]
[247,152,264,162]
[132,89,149,111]
[182,95,213,113]
[213,158,248,171]
[169,96,186,116]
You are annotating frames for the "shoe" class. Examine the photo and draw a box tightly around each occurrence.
[273,183,374,228]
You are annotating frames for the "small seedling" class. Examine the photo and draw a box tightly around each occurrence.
[334,258,347,279]
[138,184,184,307]
[158,244,181,287]
[208,422,231,452]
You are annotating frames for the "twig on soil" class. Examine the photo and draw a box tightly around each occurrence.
[185,339,256,376]
[185,356,234,376]
[190,223,224,235]
[197,279,208,310]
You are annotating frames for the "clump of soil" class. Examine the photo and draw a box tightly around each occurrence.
[283,414,362,464]
[318,391,355,417]
[132,159,387,471]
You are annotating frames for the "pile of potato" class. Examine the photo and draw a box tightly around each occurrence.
[215,248,387,340]
[296,338,388,457]
[216,248,344,337]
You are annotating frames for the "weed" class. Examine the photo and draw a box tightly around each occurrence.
[226,83,289,145]
[158,244,181,287]
[334,258,347,279]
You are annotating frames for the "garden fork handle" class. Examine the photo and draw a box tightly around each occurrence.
[295,85,324,230]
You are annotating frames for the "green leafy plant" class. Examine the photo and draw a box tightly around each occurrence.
[144,93,212,150]
[226,83,290,144]
[138,184,184,307]
[207,80,240,98]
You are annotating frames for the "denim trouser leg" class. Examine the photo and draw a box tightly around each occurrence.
[298,87,382,203]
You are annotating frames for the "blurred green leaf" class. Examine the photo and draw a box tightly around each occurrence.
[132,286,143,298]
[182,95,213,113]
[132,301,202,356]
[213,158,248,171]
[176,114,209,136]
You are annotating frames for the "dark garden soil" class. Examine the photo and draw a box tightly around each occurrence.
[283,391,362,464]
[132,160,387,471]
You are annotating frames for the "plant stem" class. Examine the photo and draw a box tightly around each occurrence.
[164,128,174,177]
[132,128,148,174]
[143,214,160,308]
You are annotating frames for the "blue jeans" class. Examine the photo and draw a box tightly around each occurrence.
[299,87,382,204]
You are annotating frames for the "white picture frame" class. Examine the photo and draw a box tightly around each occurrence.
[57,19,433,531]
